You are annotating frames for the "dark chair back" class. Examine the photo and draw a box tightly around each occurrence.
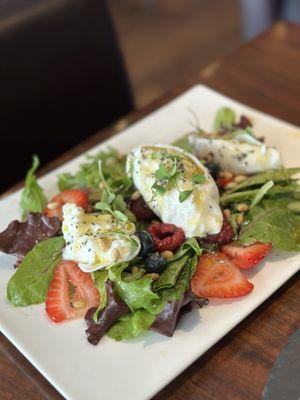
[0,0,133,191]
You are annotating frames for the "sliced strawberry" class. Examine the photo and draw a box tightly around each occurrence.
[221,242,272,269]
[46,261,99,323]
[44,189,89,219]
[191,252,254,298]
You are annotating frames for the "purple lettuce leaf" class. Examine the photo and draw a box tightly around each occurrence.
[85,281,130,345]
[0,212,61,265]
[150,291,208,337]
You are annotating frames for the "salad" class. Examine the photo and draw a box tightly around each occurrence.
[0,107,299,345]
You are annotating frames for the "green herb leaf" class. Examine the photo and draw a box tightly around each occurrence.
[228,168,300,193]
[192,174,206,184]
[113,210,128,223]
[94,201,112,212]
[172,135,193,153]
[19,156,47,219]
[107,310,155,341]
[152,182,166,195]
[213,107,236,131]
[238,208,300,251]
[250,180,274,208]
[7,236,65,306]
[179,190,192,202]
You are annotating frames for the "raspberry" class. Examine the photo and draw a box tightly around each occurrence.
[129,197,155,220]
[148,222,185,252]
[202,216,234,245]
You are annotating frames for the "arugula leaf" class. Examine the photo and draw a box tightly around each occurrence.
[251,180,274,208]
[7,236,65,306]
[221,183,300,206]
[57,147,133,197]
[91,269,109,321]
[228,168,300,193]
[238,208,300,251]
[213,107,236,131]
[107,309,155,341]
[108,264,165,314]
[179,190,192,203]
[19,156,47,219]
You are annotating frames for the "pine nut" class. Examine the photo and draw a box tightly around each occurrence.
[131,190,141,201]
[131,266,139,274]
[223,209,231,219]
[149,273,160,281]
[111,249,120,262]
[161,250,174,260]
[236,203,249,212]
[225,181,237,190]
[234,175,247,183]
[236,214,244,225]
[46,201,59,210]
[220,171,233,179]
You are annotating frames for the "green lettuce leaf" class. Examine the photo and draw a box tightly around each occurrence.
[107,309,155,341]
[238,208,300,251]
[213,107,236,131]
[91,269,109,321]
[158,253,198,301]
[153,238,202,292]
[153,255,189,292]
[228,168,300,193]
[7,236,65,306]
[108,264,165,314]
[19,156,47,219]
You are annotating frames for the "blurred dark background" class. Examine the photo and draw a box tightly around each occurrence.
[0,0,299,192]
[109,0,300,107]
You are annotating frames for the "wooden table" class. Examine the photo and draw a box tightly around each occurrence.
[1,21,300,400]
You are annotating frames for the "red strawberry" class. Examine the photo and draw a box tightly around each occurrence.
[44,189,89,219]
[46,261,99,323]
[191,252,254,298]
[221,242,272,269]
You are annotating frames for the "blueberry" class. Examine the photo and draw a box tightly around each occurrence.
[144,252,167,274]
[136,231,155,257]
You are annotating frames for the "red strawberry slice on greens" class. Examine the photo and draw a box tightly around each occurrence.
[46,261,99,323]
[191,252,254,299]
[44,189,89,219]
[221,242,272,269]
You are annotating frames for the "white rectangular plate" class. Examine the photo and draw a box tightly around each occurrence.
[0,85,300,400]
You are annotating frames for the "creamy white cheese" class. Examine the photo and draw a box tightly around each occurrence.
[189,132,282,175]
[62,203,140,272]
[126,144,223,238]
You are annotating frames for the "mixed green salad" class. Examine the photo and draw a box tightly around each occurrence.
[0,107,299,345]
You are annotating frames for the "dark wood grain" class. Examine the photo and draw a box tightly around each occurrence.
[1,21,300,400]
